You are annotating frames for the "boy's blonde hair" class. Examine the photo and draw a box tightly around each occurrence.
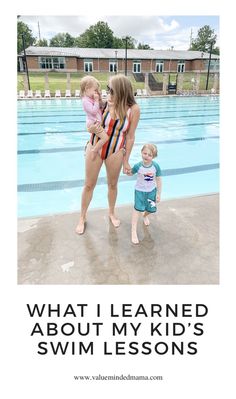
[80,76,100,96]
[141,144,158,158]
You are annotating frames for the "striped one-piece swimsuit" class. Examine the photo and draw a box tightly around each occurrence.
[90,106,131,160]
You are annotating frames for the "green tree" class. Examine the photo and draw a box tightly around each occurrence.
[50,33,75,47]
[77,21,114,48]
[74,35,88,47]
[75,25,137,49]
[31,20,142,50]
[189,25,218,53]
[112,37,124,49]
[121,36,136,49]
[37,39,48,46]
[50,33,64,46]
[17,21,36,53]
[212,46,220,55]
[137,43,153,49]
[64,33,76,47]
[112,36,136,49]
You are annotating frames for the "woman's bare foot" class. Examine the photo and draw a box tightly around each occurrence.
[75,218,86,235]
[131,229,139,244]
[109,214,120,228]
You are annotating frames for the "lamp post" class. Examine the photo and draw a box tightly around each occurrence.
[199,52,204,91]
[125,37,128,76]
[22,33,30,90]
[115,50,118,74]
[206,42,214,91]
[200,52,204,72]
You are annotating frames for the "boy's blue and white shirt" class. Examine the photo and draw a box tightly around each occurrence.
[131,161,161,192]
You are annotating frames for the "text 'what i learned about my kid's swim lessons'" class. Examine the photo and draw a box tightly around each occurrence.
[26,302,209,356]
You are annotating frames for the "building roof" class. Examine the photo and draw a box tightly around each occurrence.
[23,46,219,60]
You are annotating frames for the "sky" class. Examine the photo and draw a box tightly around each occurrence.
[19,15,219,50]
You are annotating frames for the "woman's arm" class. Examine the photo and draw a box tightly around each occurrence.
[123,103,140,174]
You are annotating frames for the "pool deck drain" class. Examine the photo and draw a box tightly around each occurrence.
[18,194,219,285]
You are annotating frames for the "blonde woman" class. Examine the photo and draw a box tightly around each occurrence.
[76,74,140,234]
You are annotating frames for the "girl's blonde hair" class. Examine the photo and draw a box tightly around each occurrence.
[109,74,136,120]
[141,144,158,158]
[80,76,100,96]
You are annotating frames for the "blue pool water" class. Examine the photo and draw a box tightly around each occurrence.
[18,96,219,218]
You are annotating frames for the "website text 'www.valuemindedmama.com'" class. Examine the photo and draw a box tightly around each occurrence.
[74,374,163,381]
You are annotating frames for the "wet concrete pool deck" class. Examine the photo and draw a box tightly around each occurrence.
[17,194,219,285]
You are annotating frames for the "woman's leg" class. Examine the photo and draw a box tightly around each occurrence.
[104,149,124,227]
[131,209,140,244]
[76,143,103,234]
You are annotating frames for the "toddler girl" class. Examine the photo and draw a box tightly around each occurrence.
[80,76,108,160]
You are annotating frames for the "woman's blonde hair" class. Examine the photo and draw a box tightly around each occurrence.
[141,144,158,158]
[109,74,136,120]
[80,76,100,96]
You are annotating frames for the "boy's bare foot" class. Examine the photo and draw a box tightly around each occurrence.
[75,218,86,235]
[131,229,139,244]
[109,214,120,228]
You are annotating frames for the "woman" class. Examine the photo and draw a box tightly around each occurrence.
[76,74,140,234]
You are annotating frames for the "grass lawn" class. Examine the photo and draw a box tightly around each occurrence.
[152,72,215,91]
[17,72,145,95]
[17,71,216,95]
[181,72,215,91]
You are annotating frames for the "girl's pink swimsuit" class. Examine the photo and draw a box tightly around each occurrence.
[82,96,102,127]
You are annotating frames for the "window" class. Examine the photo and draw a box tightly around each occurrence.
[156,61,164,72]
[109,62,117,73]
[39,57,65,69]
[177,61,185,73]
[204,59,220,72]
[133,62,141,73]
[212,60,219,71]
[84,61,93,72]
[59,58,65,69]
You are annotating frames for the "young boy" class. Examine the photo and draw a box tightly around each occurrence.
[130,144,162,244]
[80,76,108,160]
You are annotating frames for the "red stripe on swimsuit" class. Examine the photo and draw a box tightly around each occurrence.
[90,107,131,160]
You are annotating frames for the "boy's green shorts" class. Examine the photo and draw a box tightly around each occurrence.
[134,188,157,213]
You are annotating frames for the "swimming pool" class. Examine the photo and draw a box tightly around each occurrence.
[18,96,219,218]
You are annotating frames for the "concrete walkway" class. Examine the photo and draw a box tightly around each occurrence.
[18,194,219,285]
